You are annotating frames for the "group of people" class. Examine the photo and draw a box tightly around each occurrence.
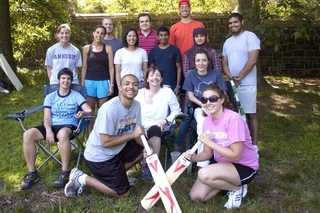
[20,0,260,209]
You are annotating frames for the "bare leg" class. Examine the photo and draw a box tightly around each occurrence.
[148,136,161,156]
[97,97,108,108]
[23,128,45,172]
[86,96,96,134]
[57,128,72,171]
[246,113,259,145]
[190,163,241,201]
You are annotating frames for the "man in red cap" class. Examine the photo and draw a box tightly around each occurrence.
[169,0,206,62]
[169,0,208,151]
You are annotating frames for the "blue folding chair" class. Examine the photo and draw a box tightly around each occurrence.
[7,84,93,170]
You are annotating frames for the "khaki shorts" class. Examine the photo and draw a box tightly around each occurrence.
[237,85,257,113]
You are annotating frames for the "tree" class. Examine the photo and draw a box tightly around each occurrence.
[237,0,320,90]
[0,0,15,79]
[10,0,71,63]
[76,0,238,14]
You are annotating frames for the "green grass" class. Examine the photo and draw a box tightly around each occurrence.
[1,72,320,212]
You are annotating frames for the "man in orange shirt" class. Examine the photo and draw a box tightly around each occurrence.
[169,0,206,63]
[169,0,207,151]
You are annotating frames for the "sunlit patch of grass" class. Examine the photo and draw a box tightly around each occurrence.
[16,67,48,87]
[1,75,320,212]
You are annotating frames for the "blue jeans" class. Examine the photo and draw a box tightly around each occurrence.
[174,116,191,147]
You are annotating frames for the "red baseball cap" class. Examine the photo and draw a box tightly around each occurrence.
[179,0,191,7]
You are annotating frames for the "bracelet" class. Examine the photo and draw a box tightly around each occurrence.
[110,84,114,87]
[231,76,236,81]
[176,85,181,88]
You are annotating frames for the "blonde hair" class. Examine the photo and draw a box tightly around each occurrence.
[55,23,71,39]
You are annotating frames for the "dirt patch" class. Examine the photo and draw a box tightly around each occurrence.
[0,182,66,213]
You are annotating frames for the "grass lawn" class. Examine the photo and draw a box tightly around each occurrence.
[0,71,320,213]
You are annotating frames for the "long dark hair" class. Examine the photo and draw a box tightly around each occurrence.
[122,28,139,47]
[202,84,234,110]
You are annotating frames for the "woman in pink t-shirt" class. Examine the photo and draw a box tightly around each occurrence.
[184,84,259,209]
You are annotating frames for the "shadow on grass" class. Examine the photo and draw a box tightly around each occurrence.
[1,75,320,212]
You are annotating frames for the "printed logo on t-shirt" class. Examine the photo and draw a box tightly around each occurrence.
[210,131,230,147]
[117,115,137,135]
[52,103,77,119]
[194,81,214,98]
[53,54,76,60]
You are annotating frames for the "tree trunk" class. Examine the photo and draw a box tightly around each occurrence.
[0,0,16,79]
[238,0,272,90]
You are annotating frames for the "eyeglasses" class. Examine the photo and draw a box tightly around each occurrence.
[200,95,220,104]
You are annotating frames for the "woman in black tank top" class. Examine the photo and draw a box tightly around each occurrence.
[81,25,115,133]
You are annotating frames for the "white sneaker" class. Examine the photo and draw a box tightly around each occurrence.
[224,184,248,209]
[64,168,85,197]
[253,145,259,158]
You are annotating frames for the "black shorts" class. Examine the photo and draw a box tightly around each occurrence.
[146,125,161,139]
[85,140,143,195]
[210,159,257,185]
[233,163,258,185]
[35,124,77,142]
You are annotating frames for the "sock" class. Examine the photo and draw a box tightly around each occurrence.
[78,174,87,186]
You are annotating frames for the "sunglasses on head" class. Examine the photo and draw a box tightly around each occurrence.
[200,95,220,104]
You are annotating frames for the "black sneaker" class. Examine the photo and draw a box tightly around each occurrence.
[141,162,153,180]
[53,170,70,188]
[21,172,39,190]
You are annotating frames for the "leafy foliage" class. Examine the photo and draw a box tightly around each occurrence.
[9,0,86,62]
[276,0,320,40]
[76,0,238,15]
[242,0,320,52]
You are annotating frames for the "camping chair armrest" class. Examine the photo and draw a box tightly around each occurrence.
[7,105,44,131]
[163,113,188,132]
[7,105,44,120]
[73,115,94,134]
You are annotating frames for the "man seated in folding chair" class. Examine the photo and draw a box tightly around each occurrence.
[135,67,181,180]
[21,68,92,190]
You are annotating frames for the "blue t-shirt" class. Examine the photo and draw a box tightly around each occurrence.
[43,89,86,127]
[148,45,181,88]
[183,69,227,100]
[102,38,123,55]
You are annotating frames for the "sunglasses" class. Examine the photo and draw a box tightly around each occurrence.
[200,95,220,104]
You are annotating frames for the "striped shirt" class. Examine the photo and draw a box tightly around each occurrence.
[138,29,159,55]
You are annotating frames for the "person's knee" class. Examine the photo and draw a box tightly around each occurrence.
[198,168,211,183]
[23,129,39,143]
[246,113,257,120]
[122,189,130,198]
[189,190,198,201]
[57,128,71,142]
[150,137,160,145]
[189,191,205,202]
